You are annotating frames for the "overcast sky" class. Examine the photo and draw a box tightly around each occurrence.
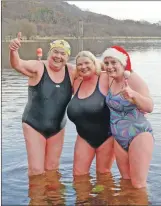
[67,1,161,23]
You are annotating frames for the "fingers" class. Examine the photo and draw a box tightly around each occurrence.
[9,39,21,51]
[9,32,22,51]
[17,32,22,41]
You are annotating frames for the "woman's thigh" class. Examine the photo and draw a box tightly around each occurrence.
[22,123,46,176]
[114,140,130,179]
[96,136,115,173]
[73,136,95,176]
[129,132,154,188]
[45,128,65,171]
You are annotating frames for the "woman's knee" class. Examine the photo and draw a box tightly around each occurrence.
[73,156,93,176]
[28,165,45,176]
[96,167,111,174]
[131,179,147,189]
[73,166,89,176]
[45,158,59,171]
[73,156,92,176]
[96,153,114,173]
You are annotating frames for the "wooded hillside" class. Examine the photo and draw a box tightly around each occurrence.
[2,0,161,39]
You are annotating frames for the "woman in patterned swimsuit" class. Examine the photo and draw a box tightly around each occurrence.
[102,46,154,188]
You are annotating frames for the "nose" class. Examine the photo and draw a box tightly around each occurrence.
[82,63,86,68]
[81,63,87,69]
[55,52,61,58]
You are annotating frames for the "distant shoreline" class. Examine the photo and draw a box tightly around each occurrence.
[2,36,161,42]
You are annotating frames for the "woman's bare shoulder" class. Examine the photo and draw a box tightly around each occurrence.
[129,71,150,95]
[129,72,147,87]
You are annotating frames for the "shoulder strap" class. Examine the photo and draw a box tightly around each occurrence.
[108,78,114,90]
[42,62,47,73]
[64,64,68,77]
[96,75,100,88]
[75,80,83,96]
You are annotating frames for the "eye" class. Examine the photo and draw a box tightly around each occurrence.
[53,50,58,54]
[104,62,109,66]
[77,63,82,67]
[111,60,116,65]
[61,52,66,56]
[85,61,90,65]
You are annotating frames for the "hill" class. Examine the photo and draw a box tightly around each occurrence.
[2,0,161,39]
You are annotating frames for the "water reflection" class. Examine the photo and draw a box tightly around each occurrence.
[111,179,149,205]
[73,174,93,205]
[2,41,161,205]
[2,39,161,68]
[28,170,66,206]
[73,173,149,206]
[90,173,116,206]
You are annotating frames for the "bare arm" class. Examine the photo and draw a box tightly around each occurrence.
[99,71,109,95]
[127,72,154,113]
[9,32,38,77]
[66,63,76,86]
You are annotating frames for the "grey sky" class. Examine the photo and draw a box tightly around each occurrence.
[67,1,161,23]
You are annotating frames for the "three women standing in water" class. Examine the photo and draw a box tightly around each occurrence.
[9,33,154,188]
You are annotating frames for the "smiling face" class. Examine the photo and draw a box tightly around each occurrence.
[76,56,96,79]
[47,47,69,71]
[103,57,125,79]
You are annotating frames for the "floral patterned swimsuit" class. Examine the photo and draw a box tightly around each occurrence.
[105,81,153,151]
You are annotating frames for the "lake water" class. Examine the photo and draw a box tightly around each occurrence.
[2,39,161,205]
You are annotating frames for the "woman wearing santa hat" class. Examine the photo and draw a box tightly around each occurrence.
[102,46,154,189]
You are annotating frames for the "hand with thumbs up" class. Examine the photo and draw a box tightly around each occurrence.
[9,32,22,51]
[120,79,136,103]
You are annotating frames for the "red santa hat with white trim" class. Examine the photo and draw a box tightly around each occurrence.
[102,45,132,78]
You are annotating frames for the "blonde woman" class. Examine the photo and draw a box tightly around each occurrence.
[67,51,114,176]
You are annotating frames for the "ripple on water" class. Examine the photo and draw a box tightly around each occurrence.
[2,45,161,205]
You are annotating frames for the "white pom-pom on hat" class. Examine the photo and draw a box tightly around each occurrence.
[123,70,131,79]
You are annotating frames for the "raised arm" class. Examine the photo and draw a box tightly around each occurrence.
[9,32,38,77]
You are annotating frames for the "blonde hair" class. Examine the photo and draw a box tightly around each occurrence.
[75,51,101,77]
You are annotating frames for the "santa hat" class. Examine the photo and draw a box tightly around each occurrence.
[102,45,131,72]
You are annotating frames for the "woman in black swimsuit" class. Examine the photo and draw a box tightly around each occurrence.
[9,32,75,176]
[67,51,114,175]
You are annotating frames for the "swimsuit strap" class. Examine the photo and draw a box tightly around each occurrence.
[96,75,100,89]
[75,75,100,97]
[109,78,114,90]
[75,80,83,97]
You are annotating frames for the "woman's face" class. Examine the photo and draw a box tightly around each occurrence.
[103,57,124,79]
[76,56,96,79]
[48,47,68,71]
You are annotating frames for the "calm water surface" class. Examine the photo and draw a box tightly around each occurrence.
[2,40,161,205]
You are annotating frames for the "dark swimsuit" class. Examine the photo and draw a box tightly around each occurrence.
[67,76,112,148]
[22,64,72,138]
